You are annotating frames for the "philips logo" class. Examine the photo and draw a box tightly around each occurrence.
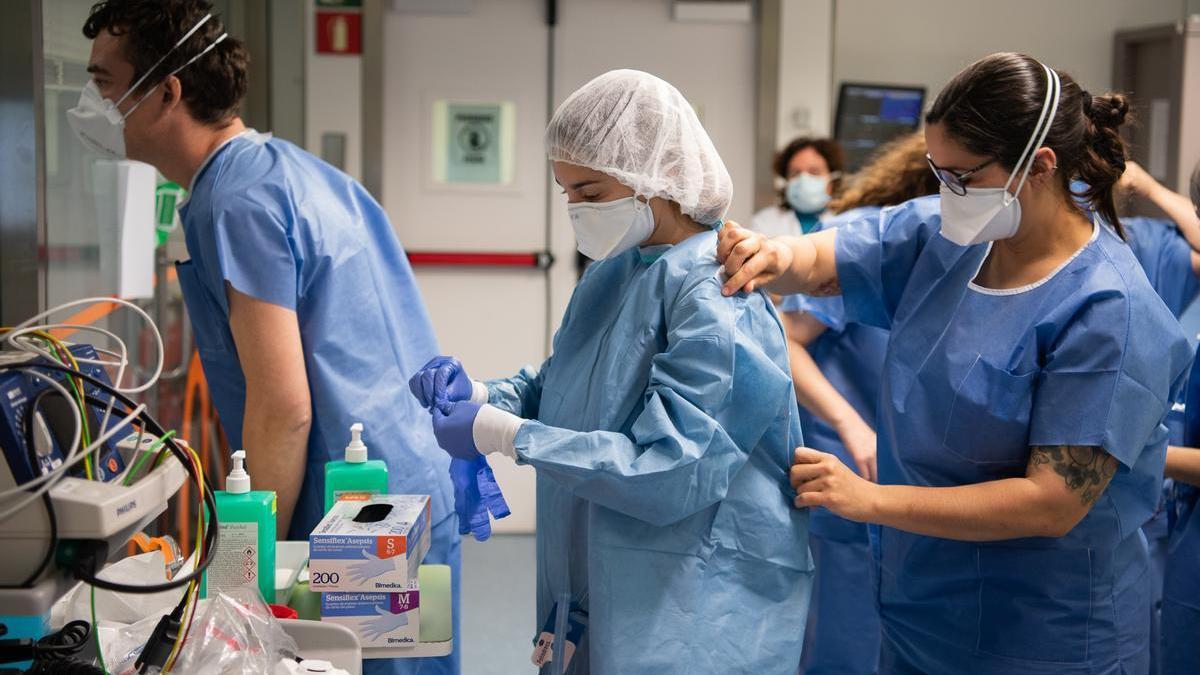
[116,500,137,516]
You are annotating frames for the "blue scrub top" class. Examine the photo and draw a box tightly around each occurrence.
[836,196,1192,673]
[1123,216,1200,320]
[780,206,889,541]
[176,132,453,541]
[1124,216,1199,446]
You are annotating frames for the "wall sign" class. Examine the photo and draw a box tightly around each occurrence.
[316,10,361,55]
[431,100,516,185]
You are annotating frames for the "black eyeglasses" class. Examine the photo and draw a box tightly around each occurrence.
[926,154,997,196]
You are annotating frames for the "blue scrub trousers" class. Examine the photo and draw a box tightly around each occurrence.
[799,526,880,675]
[1146,504,1170,675]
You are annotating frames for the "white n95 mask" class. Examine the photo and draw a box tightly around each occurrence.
[568,196,656,260]
[938,184,1025,246]
[939,63,1061,247]
[67,13,227,159]
[67,80,135,159]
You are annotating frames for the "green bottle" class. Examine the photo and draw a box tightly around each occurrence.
[324,422,389,512]
[200,450,277,602]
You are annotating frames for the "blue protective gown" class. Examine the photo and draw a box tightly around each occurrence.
[779,206,888,675]
[176,131,460,674]
[835,196,1192,675]
[484,230,812,674]
[1123,216,1200,675]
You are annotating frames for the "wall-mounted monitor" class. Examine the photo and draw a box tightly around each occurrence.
[834,83,926,172]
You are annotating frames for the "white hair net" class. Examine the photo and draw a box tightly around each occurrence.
[546,69,733,226]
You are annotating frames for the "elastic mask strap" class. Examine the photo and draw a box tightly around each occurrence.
[169,33,228,77]
[115,13,213,107]
[122,32,228,120]
[632,194,652,220]
[1003,64,1061,205]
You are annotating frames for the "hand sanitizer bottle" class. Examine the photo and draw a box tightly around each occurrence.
[201,450,277,602]
[324,423,389,512]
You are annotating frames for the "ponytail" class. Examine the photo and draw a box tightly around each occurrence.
[926,53,1132,238]
[1073,92,1131,237]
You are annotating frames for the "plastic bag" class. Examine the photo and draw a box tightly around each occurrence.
[51,552,194,627]
[98,614,162,674]
[170,585,299,674]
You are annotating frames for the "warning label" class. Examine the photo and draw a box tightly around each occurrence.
[209,521,258,593]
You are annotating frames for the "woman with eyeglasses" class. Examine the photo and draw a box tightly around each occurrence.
[717,52,1191,674]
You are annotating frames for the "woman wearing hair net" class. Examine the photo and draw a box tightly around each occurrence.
[410,69,812,673]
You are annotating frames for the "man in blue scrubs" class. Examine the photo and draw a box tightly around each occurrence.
[73,3,459,673]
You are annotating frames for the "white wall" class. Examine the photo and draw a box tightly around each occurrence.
[304,0,362,179]
[832,0,1184,102]
[776,0,834,142]
[1179,17,1200,194]
[379,0,552,533]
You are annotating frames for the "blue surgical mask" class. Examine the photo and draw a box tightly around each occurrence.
[785,174,832,214]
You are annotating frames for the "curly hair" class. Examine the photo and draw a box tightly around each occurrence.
[828,131,940,214]
[83,0,248,125]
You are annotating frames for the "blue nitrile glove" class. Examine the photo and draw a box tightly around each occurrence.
[360,605,409,641]
[409,356,473,411]
[476,456,511,521]
[449,455,513,542]
[450,457,493,541]
[432,400,483,461]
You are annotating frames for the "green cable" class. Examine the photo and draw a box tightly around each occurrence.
[122,430,177,486]
[92,585,108,674]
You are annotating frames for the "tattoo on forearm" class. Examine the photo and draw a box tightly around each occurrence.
[1029,445,1118,506]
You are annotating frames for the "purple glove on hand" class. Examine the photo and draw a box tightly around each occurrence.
[409,356,473,411]
[432,400,483,461]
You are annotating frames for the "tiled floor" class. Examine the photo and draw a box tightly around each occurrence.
[461,534,537,674]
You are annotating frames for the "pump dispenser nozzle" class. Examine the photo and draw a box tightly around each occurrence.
[226,450,251,494]
[345,423,368,463]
